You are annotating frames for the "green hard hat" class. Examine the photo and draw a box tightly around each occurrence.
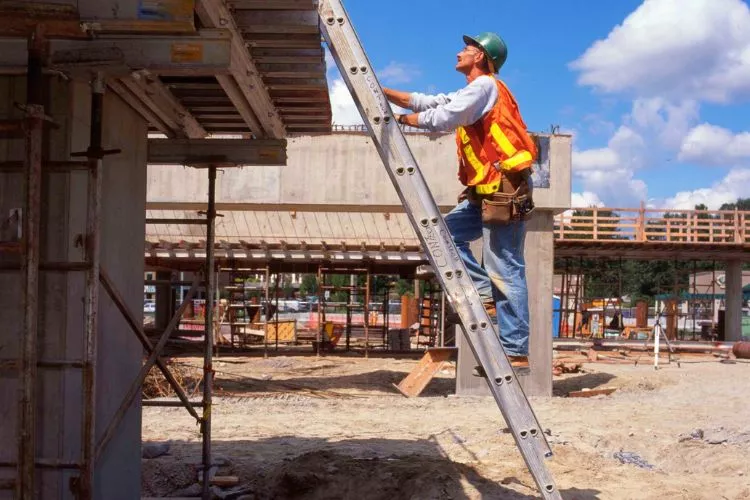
[463,32,508,73]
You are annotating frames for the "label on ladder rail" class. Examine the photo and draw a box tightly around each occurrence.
[318,1,561,498]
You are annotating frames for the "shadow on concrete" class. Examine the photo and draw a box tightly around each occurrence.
[552,372,617,397]
[212,369,456,398]
[141,436,602,499]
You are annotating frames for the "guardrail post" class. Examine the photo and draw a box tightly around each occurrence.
[636,202,645,241]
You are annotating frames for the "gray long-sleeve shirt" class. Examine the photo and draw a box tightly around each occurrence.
[408,75,498,132]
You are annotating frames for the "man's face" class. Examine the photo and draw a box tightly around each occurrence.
[456,45,483,73]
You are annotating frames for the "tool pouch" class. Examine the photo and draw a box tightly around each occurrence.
[479,171,535,225]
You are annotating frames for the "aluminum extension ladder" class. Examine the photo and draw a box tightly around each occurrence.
[317,1,561,498]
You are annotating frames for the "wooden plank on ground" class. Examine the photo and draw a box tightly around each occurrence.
[211,476,240,487]
[393,347,456,398]
[568,388,616,398]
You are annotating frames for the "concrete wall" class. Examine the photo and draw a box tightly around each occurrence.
[147,132,572,212]
[146,132,572,398]
[0,76,147,499]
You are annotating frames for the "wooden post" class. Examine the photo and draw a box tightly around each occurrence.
[635,300,648,328]
[637,201,646,241]
[665,299,678,340]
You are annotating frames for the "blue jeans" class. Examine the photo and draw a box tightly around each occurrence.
[444,199,530,356]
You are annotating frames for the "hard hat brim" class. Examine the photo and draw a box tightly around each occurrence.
[462,34,481,48]
[462,34,496,73]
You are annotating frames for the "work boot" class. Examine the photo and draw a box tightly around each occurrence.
[445,300,496,326]
[472,355,530,378]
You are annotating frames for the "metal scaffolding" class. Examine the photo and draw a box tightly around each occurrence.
[0,27,219,500]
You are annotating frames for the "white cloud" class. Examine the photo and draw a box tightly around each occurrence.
[569,97,703,206]
[573,147,619,171]
[329,79,363,126]
[678,124,750,165]
[571,191,604,208]
[570,0,750,103]
[630,98,700,149]
[663,168,750,209]
[378,62,421,85]
[572,124,645,171]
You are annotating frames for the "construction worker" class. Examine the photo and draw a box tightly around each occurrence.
[384,32,536,372]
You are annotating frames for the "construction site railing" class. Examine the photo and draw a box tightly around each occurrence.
[554,206,750,244]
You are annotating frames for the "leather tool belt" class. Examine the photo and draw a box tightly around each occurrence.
[468,168,535,225]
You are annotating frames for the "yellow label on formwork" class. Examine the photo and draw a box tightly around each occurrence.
[171,43,203,63]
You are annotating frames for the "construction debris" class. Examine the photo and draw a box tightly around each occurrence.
[142,441,171,459]
[142,359,202,399]
[612,451,655,470]
[552,360,583,376]
[568,387,617,398]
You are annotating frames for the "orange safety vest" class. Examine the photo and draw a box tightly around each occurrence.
[456,78,537,195]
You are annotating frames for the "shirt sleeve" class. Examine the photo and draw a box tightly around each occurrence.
[416,76,498,132]
[408,91,457,111]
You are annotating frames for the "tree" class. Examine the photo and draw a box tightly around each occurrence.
[719,197,750,211]
[299,274,318,297]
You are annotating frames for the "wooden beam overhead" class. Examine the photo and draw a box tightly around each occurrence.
[108,80,172,136]
[195,0,286,138]
[250,47,323,57]
[123,70,207,138]
[229,0,316,9]
[148,138,287,167]
[257,63,325,72]
[215,74,265,136]
[244,35,322,49]
[253,55,323,64]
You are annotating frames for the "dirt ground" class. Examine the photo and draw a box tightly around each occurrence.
[141,352,750,499]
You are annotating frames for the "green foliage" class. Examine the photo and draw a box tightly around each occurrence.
[299,274,318,297]
[718,197,750,211]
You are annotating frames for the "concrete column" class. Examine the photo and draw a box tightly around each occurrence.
[456,211,554,397]
[0,76,146,499]
[724,260,743,342]
[155,270,173,331]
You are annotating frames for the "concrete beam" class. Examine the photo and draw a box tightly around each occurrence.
[196,0,286,139]
[148,138,287,166]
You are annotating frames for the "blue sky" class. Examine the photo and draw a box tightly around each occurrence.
[327,0,750,209]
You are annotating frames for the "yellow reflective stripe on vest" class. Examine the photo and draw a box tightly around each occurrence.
[489,123,518,158]
[458,127,485,184]
[475,180,500,194]
[500,150,533,171]
[458,126,471,145]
